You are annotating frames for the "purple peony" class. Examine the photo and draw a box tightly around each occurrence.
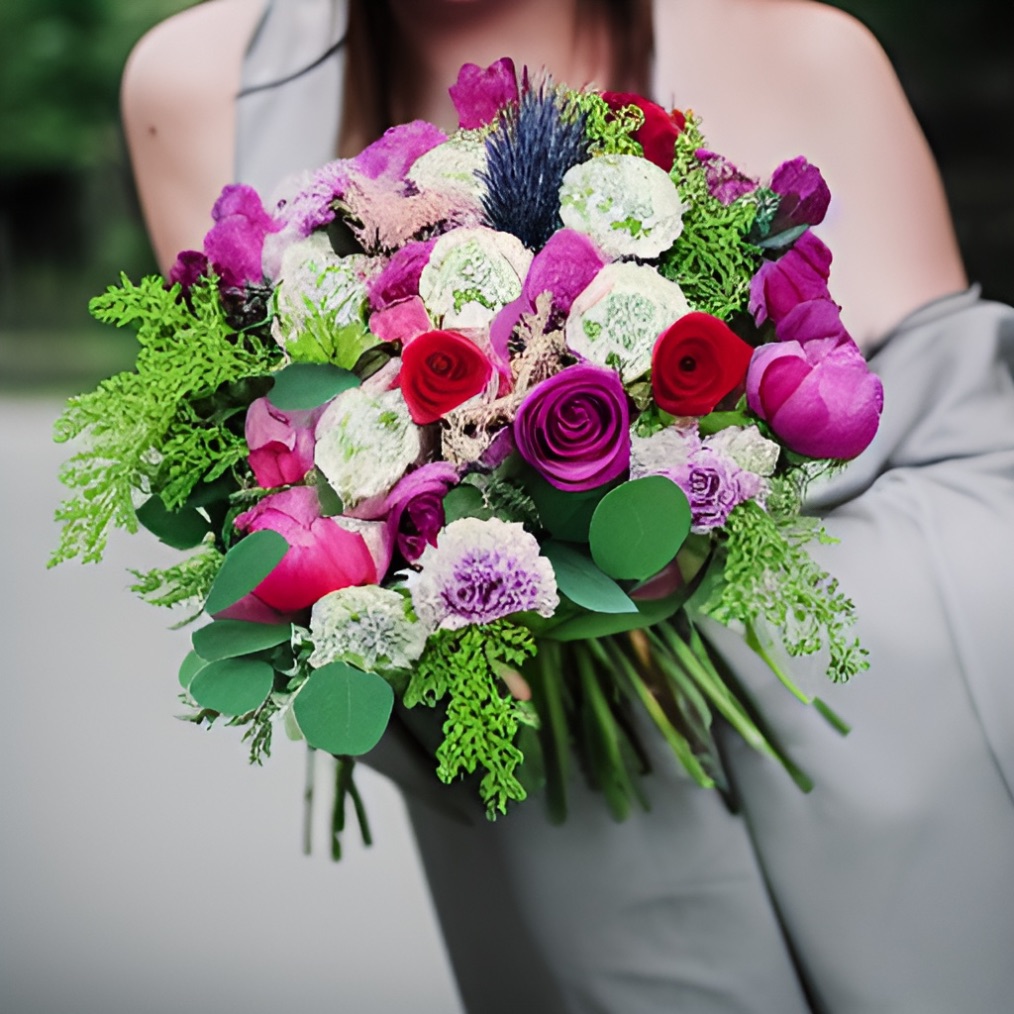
[696,149,758,205]
[203,183,281,290]
[749,230,834,328]
[448,57,519,130]
[168,249,209,294]
[368,239,437,311]
[521,229,607,316]
[769,156,832,233]
[774,296,851,346]
[383,461,460,563]
[514,363,631,493]
[746,336,884,460]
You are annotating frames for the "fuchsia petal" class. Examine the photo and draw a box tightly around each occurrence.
[449,57,519,129]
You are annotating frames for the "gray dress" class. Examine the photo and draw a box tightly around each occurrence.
[236,5,1014,1010]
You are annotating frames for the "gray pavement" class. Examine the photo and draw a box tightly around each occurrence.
[0,397,463,1014]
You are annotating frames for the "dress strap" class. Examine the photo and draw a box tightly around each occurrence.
[235,0,350,198]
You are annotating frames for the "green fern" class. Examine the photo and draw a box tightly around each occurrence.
[658,115,763,318]
[404,620,537,817]
[50,275,282,566]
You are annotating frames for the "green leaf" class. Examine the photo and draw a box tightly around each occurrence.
[204,530,288,615]
[528,472,616,542]
[547,588,689,641]
[189,658,275,716]
[756,224,809,250]
[315,477,344,518]
[589,476,691,581]
[697,410,753,436]
[442,484,491,523]
[542,541,638,615]
[292,662,394,756]
[135,496,210,550]
[192,620,292,661]
[178,650,209,690]
[268,362,360,410]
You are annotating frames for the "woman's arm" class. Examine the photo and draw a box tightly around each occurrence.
[121,0,266,273]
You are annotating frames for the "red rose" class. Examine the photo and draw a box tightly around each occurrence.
[400,329,494,424]
[651,313,754,416]
[601,91,686,171]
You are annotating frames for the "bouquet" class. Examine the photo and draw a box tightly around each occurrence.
[52,58,883,849]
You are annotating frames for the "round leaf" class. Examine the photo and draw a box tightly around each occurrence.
[292,663,394,756]
[589,476,691,581]
[178,650,209,689]
[542,541,638,615]
[527,472,615,543]
[192,620,292,661]
[136,496,210,550]
[189,658,274,716]
[268,363,359,410]
[204,530,288,615]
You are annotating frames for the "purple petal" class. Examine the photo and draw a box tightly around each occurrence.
[449,58,519,130]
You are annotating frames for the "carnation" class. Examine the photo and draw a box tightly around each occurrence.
[407,517,558,630]
[309,585,429,672]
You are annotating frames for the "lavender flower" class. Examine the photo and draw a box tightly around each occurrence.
[407,517,558,630]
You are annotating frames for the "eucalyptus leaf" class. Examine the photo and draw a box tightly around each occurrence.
[543,541,638,615]
[546,588,689,641]
[442,484,491,523]
[292,662,394,756]
[204,530,288,615]
[528,472,616,543]
[756,223,809,250]
[268,362,360,411]
[178,649,209,690]
[136,496,210,550]
[189,657,275,716]
[589,476,691,581]
[192,619,292,661]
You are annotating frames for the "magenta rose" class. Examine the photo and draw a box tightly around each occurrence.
[233,486,378,612]
[245,397,322,489]
[746,336,884,460]
[449,57,519,129]
[514,363,631,492]
[383,461,460,563]
[749,230,834,328]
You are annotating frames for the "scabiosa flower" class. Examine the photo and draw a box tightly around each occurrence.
[309,585,429,673]
[407,517,558,631]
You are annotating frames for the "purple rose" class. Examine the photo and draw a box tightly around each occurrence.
[383,461,460,563]
[769,156,831,233]
[746,336,884,460]
[245,397,323,489]
[448,57,519,130]
[203,183,281,290]
[514,363,631,492]
[749,230,834,328]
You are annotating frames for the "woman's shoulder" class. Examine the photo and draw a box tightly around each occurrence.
[121,0,267,272]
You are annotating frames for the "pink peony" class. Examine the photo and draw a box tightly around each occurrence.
[746,337,883,460]
[233,486,378,612]
[749,231,834,328]
[449,57,519,130]
[244,398,322,489]
[203,184,281,290]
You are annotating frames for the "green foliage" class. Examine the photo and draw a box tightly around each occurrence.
[658,116,763,319]
[404,620,537,817]
[129,541,224,612]
[574,93,645,157]
[50,274,282,565]
[701,501,868,683]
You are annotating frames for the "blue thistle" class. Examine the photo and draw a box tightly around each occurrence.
[480,84,590,250]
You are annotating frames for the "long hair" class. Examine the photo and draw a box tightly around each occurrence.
[344,0,654,148]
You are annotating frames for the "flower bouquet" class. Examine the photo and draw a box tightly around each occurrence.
[52,58,882,849]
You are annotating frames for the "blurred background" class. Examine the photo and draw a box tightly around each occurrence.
[1,2,1011,1012]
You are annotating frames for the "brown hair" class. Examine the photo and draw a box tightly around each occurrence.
[343,0,654,149]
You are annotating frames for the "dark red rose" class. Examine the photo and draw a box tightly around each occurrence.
[651,312,754,417]
[400,329,494,425]
[602,91,686,171]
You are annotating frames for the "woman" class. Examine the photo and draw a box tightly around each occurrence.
[121,2,1014,1011]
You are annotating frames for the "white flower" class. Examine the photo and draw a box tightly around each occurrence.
[630,424,701,480]
[408,134,488,206]
[559,154,687,259]
[314,386,420,508]
[419,226,532,329]
[704,425,781,477]
[406,517,558,631]
[309,585,429,672]
[565,262,691,381]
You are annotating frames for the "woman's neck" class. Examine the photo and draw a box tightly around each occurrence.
[383,0,617,132]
